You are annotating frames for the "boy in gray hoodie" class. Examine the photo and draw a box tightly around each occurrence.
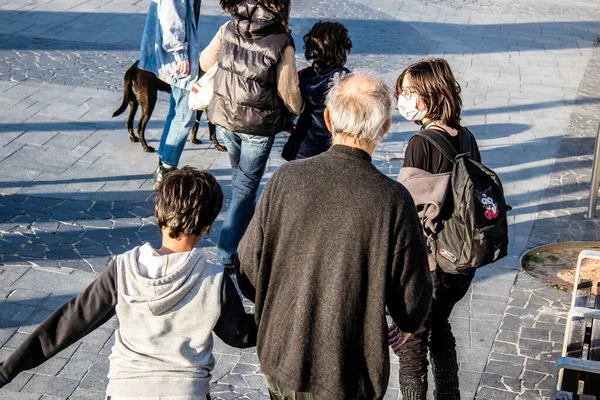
[0,167,257,399]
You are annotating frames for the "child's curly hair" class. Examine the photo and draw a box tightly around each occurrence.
[304,21,353,75]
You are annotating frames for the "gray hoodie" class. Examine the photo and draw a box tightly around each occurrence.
[107,245,223,397]
[0,244,256,398]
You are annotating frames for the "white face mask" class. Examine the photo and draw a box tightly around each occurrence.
[397,95,427,122]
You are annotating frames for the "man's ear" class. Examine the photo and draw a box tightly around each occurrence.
[382,116,392,134]
[324,108,333,133]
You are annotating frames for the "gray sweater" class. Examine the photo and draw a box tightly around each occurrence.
[237,145,433,400]
[0,245,257,397]
[107,246,222,397]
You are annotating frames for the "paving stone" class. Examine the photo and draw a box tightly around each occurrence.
[76,361,109,392]
[39,295,75,311]
[493,342,518,358]
[77,327,114,354]
[502,377,522,393]
[29,354,70,376]
[68,388,105,400]
[18,308,54,334]
[21,374,79,397]
[212,362,236,382]
[230,363,259,375]
[517,389,543,400]
[3,331,28,349]
[496,330,519,344]
[480,372,506,390]
[521,371,546,389]
[476,386,517,400]
[484,360,524,378]
[520,327,550,341]
[0,302,37,322]
[524,358,556,375]
[518,338,553,353]
[5,288,49,307]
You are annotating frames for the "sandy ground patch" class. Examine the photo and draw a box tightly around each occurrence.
[523,242,600,292]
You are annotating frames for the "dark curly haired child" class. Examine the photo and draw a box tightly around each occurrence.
[282,21,353,160]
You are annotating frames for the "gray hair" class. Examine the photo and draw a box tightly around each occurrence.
[325,71,392,145]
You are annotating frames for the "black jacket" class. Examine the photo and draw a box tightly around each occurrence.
[282,66,350,160]
[237,145,433,400]
[208,0,293,136]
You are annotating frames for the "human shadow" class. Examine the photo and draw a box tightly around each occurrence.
[0,10,598,55]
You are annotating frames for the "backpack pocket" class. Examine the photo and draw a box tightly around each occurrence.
[461,222,508,272]
[433,217,470,274]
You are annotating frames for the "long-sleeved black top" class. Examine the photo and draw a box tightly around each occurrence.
[236,145,433,400]
[0,260,256,387]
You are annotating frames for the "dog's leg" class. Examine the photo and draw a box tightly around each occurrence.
[136,87,157,153]
[126,100,139,142]
[209,122,227,152]
[190,109,202,144]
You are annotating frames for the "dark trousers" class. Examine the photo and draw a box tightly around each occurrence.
[396,268,474,377]
[265,375,322,400]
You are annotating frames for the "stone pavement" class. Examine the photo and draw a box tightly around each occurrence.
[0,0,599,398]
[474,40,600,400]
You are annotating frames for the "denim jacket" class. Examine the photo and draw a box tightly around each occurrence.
[139,0,201,90]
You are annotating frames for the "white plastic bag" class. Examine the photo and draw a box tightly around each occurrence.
[188,63,218,110]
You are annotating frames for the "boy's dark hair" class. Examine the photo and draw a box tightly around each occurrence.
[394,57,463,130]
[304,21,352,75]
[155,166,223,239]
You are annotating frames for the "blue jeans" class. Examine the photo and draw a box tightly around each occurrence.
[157,86,195,167]
[217,126,275,266]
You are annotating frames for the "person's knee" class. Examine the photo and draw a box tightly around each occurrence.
[232,171,262,196]
[428,323,456,352]
[397,340,429,377]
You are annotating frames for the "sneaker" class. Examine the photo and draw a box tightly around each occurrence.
[153,161,177,191]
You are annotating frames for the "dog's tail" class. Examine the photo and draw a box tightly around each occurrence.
[112,61,137,117]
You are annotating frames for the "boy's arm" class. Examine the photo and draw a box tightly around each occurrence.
[158,0,189,61]
[213,273,257,348]
[0,261,118,388]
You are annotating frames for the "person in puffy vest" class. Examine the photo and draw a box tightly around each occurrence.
[282,21,352,161]
[200,0,303,271]
[391,58,482,400]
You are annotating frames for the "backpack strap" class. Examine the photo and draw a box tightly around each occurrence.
[460,127,473,155]
[415,129,458,163]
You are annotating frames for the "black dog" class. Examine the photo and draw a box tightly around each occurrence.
[112,60,226,153]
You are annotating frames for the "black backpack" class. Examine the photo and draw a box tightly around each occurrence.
[416,128,509,274]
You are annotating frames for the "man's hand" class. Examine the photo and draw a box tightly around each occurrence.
[388,320,411,351]
[176,59,190,76]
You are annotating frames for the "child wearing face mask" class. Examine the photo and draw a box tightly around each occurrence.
[281,21,352,161]
[390,58,482,400]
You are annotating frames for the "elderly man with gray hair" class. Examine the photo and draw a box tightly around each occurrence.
[236,72,433,400]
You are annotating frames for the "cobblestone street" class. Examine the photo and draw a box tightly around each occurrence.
[0,0,600,399]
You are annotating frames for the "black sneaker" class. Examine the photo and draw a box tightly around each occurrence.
[153,162,177,191]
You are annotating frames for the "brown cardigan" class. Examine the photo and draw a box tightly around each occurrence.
[398,166,451,271]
